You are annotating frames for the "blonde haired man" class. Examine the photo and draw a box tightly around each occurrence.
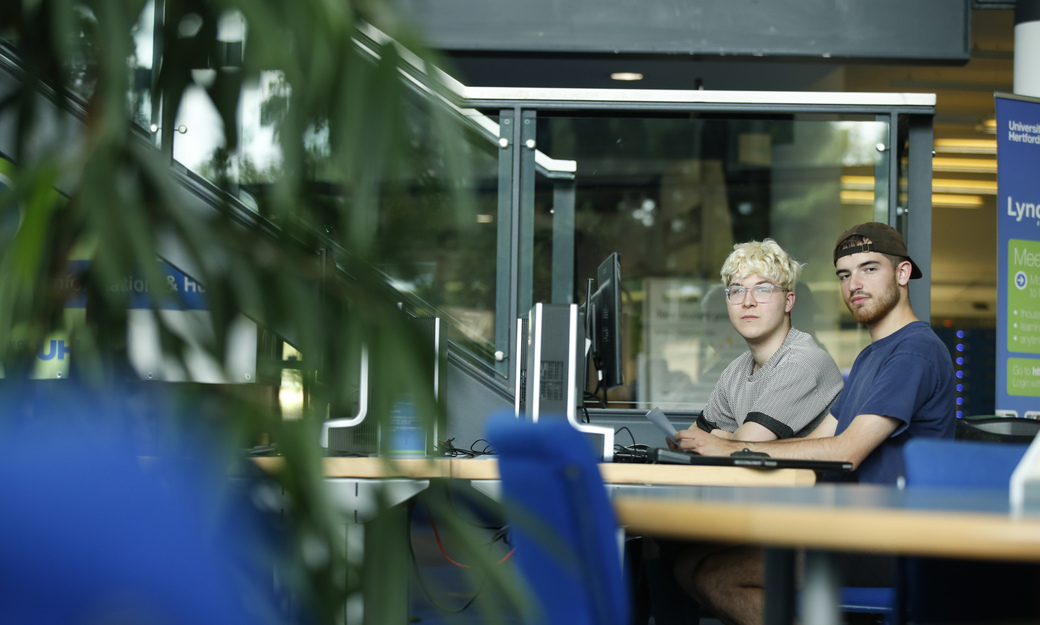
[646,240,842,625]
[689,238,843,441]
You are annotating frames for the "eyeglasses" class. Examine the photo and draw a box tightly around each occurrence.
[724,284,785,304]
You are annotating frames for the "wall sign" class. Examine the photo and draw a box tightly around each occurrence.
[996,93,1040,418]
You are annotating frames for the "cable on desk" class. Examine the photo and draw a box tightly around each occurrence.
[436,437,495,458]
[613,443,650,463]
[471,439,494,455]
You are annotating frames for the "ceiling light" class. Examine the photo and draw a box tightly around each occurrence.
[978,118,997,134]
[933,138,997,154]
[476,214,494,224]
[610,72,644,82]
[932,194,984,208]
[932,179,997,195]
[842,188,986,209]
[840,190,875,205]
[932,157,997,174]
[843,176,996,194]
[840,175,875,190]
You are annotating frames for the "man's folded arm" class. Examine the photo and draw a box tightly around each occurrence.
[679,412,899,469]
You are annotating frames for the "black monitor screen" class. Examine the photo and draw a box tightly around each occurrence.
[590,252,623,391]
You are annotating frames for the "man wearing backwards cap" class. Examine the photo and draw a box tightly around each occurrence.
[672,222,954,625]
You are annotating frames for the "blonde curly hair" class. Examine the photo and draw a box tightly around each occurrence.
[720,239,803,292]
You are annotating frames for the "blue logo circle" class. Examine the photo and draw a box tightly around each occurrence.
[1016,271,1028,290]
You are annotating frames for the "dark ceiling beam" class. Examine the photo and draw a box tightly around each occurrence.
[392,0,971,63]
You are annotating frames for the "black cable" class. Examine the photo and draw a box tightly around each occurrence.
[587,370,608,408]
[436,438,494,458]
[584,386,607,411]
[470,439,494,456]
[615,426,637,447]
[407,500,484,615]
[407,496,513,616]
[436,438,475,458]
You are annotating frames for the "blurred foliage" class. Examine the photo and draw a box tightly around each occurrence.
[0,0,517,623]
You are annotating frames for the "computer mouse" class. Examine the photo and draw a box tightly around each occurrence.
[730,449,770,458]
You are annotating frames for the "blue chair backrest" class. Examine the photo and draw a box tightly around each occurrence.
[0,385,269,625]
[903,438,1028,488]
[901,437,1038,624]
[485,410,629,625]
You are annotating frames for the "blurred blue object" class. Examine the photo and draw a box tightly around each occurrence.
[485,410,630,625]
[837,586,896,620]
[0,383,272,625]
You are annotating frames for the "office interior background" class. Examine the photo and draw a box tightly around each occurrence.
[0,3,1029,624]
[410,1,1010,422]
[0,2,1013,427]
[367,2,1008,428]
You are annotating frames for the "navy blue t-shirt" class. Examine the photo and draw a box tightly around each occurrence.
[830,321,955,484]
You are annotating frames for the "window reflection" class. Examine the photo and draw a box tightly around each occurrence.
[166,57,502,366]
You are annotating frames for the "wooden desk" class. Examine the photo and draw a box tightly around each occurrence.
[613,483,1040,625]
[250,455,814,624]
[596,463,815,487]
[252,456,451,479]
[613,483,1040,560]
[254,456,817,486]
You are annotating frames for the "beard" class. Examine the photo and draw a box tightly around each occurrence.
[847,279,899,325]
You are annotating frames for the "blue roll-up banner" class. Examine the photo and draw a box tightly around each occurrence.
[996,93,1040,419]
[61,260,210,311]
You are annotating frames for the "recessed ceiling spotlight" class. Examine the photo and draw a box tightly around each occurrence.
[610,72,644,82]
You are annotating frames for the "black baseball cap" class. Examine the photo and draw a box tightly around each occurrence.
[833,222,922,279]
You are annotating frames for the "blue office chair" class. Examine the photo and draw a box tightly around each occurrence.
[901,437,1040,624]
[0,384,274,625]
[485,410,630,625]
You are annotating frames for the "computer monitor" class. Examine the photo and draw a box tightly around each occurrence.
[585,252,624,402]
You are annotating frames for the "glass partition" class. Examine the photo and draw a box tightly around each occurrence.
[515,111,890,410]
[374,104,503,367]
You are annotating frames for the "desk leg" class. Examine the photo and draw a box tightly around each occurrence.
[359,503,411,625]
[799,550,839,625]
[326,480,428,625]
[764,548,795,625]
[345,522,365,624]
